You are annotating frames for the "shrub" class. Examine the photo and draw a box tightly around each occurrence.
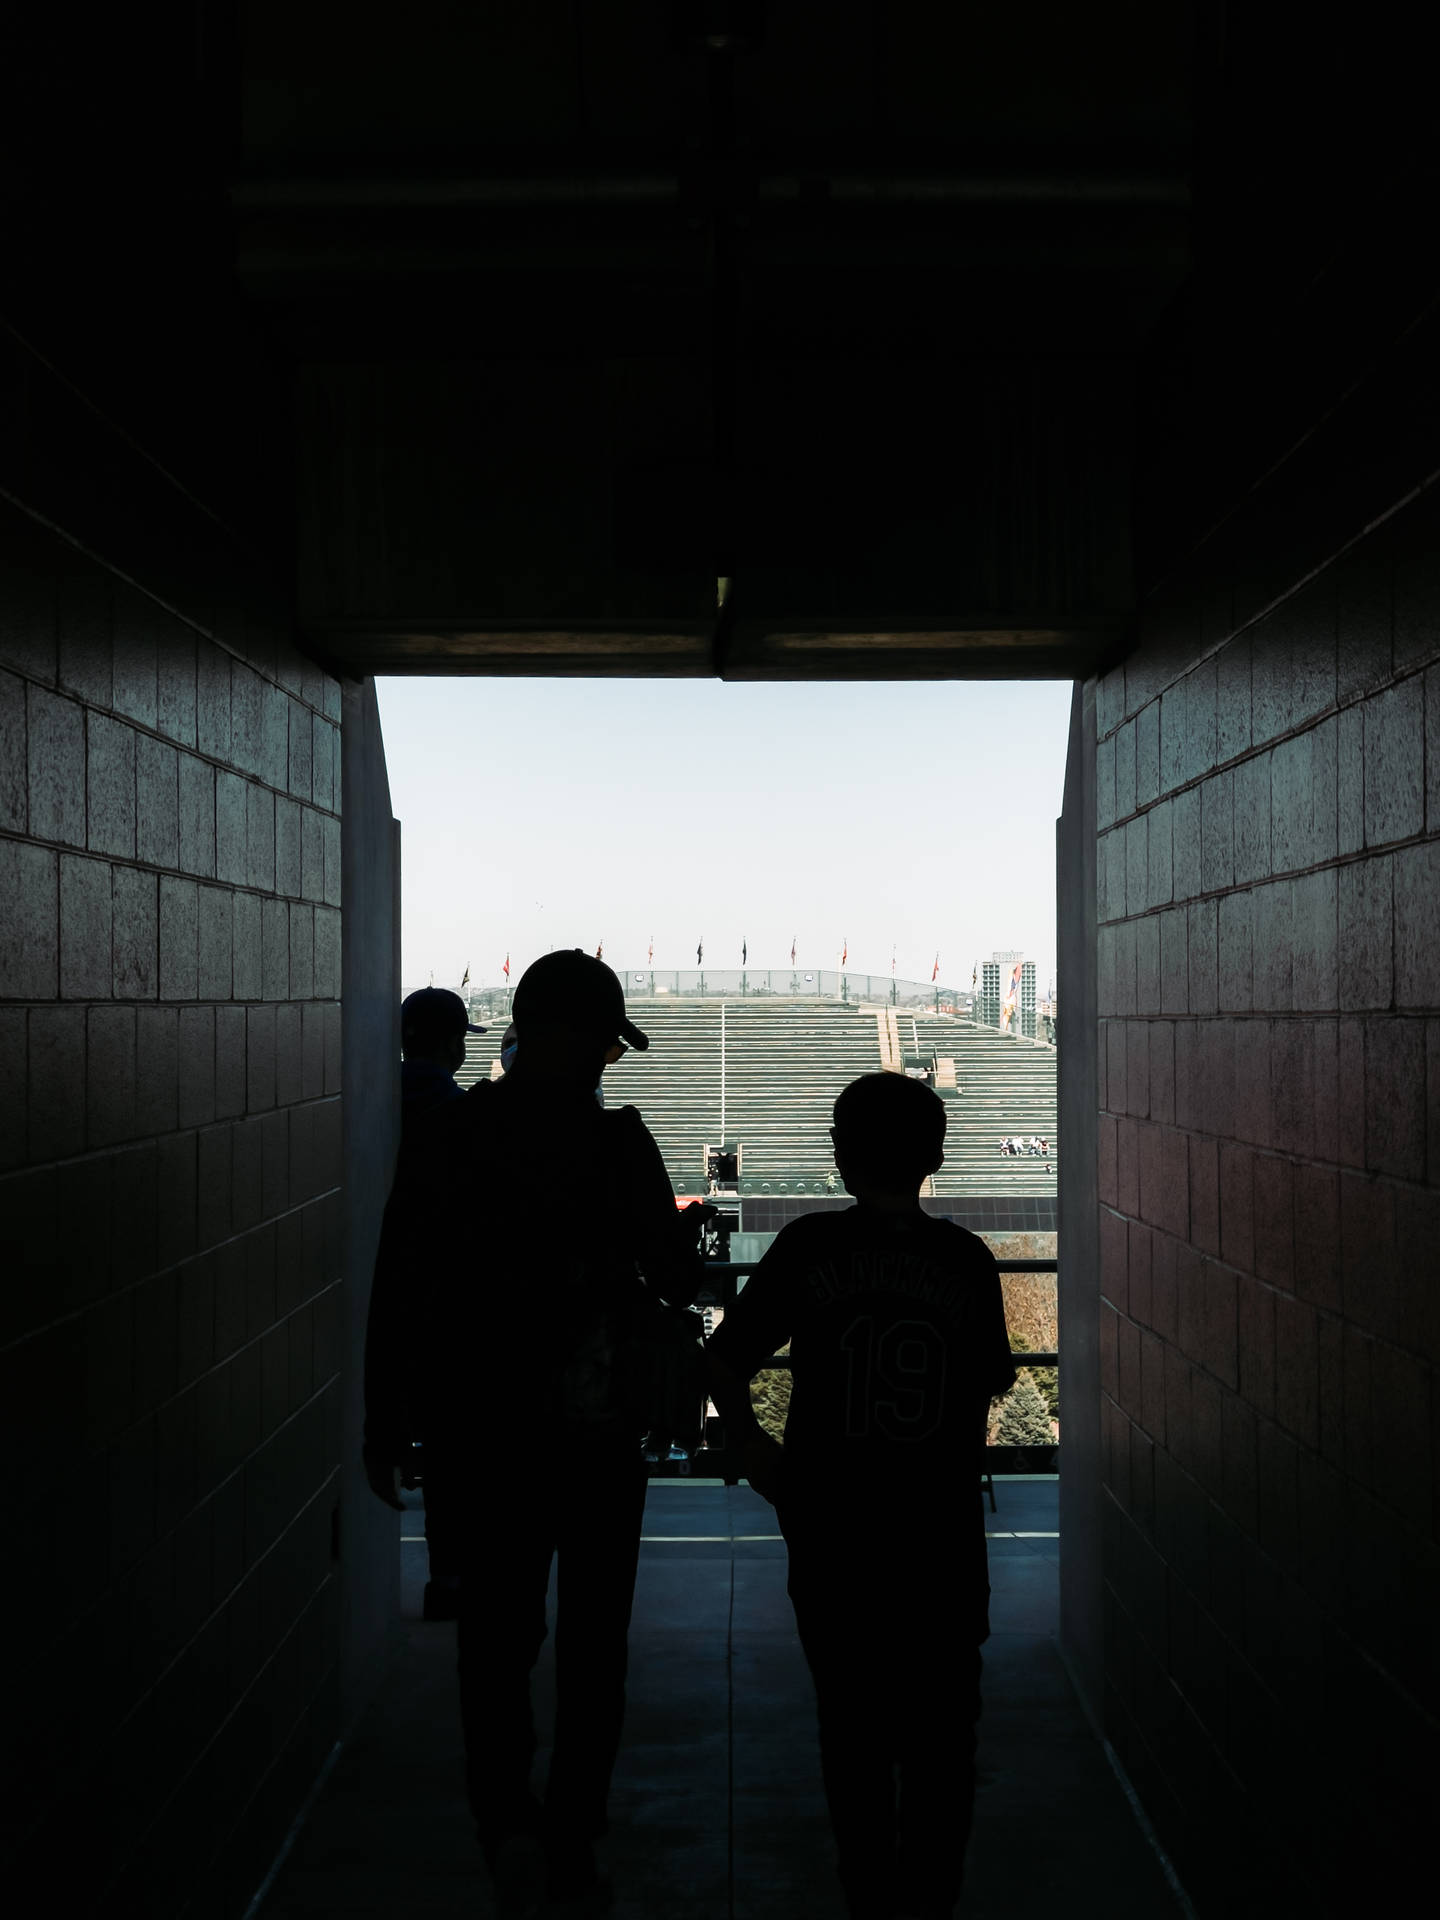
[1029,1365,1059,1421]
[749,1349,792,1444]
[999,1271,1056,1352]
[994,1368,1055,1445]
[1000,1268,1058,1427]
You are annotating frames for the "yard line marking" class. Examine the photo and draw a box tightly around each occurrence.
[640,1534,785,1542]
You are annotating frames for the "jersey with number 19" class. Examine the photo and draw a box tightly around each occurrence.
[708,1205,1018,1492]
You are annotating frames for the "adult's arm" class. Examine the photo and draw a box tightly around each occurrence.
[616,1106,708,1303]
[362,1172,414,1507]
[362,1126,453,1504]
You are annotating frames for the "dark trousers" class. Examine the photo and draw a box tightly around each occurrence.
[425,1434,649,1850]
[422,1480,461,1581]
[781,1498,986,1920]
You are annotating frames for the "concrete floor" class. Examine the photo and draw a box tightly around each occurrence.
[251,1478,1186,1920]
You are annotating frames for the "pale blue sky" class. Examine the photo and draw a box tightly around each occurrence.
[375,677,1074,1000]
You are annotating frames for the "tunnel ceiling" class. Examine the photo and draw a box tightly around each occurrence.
[239,2,1195,679]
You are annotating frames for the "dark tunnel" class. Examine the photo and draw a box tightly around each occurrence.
[0,5,1436,1914]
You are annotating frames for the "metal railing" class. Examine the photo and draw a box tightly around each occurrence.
[471,968,973,1012]
[692,1258,1057,1364]
[679,1258,1059,1495]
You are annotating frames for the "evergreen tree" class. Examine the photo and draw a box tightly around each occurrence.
[1032,1365,1060,1421]
[995,1368,1054,1445]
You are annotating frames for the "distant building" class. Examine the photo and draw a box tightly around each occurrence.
[978,951,1037,1038]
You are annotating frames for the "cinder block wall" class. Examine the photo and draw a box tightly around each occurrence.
[1092,473,1439,1907]
[0,494,352,1913]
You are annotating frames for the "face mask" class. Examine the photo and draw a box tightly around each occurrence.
[500,1043,518,1074]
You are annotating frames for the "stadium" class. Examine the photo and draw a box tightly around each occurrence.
[458,965,1061,1458]
[460,969,1057,1226]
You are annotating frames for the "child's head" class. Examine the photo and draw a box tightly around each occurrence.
[830,1072,946,1199]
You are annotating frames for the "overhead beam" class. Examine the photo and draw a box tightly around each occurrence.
[300,616,1127,682]
[231,170,1189,212]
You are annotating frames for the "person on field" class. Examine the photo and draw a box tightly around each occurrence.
[365,951,705,1916]
[706,1072,1016,1920]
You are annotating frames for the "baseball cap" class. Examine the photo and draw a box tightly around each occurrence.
[511,950,650,1051]
[401,987,486,1044]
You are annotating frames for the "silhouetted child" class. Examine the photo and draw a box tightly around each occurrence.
[707,1072,1017,1920]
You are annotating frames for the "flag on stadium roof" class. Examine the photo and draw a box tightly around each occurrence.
[697,937,704,964]
[841,937,847,964]
[503,953,510,980]
[596,940,603,960]
[932,953,940,981]
[791,936,797,963]
[648,934,653,963]
[742,938,747,965]
[460,964,470,991]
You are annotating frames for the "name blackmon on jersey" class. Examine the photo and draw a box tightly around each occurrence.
[803,1249,974,1321]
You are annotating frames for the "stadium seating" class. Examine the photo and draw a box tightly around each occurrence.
[909,1015,1058,1195]
[456,999,1056,1196]
[453,1024,507,1088]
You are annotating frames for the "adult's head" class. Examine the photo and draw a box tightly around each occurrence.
[830,1071,945,1205]
[510,950,649,1089]
[400,987,484,1074]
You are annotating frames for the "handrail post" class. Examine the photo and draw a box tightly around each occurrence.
[720,999,726,1143]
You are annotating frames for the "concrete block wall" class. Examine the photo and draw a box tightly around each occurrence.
[1092,476,1440,1909]
[0,495,349,1914]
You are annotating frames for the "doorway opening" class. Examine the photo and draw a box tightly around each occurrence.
[372,672,1073,1526]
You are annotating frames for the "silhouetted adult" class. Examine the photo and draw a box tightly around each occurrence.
[499,1014,621,1108]
[365,950,702,1916]
[707,1073,1017,1920]
[400,985,485,1115]
[368,988,485,1619]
